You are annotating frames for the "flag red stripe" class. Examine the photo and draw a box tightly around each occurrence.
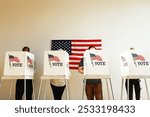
[72,44,102,47]
[69,62,80,65]
[69,57,82,60]
[72,49,87,51]
[72,40,101,42]
[69,66,78,69]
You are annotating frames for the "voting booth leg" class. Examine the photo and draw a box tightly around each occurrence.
[32,80,35,100]
[108,79,114,100]
[144,79,150,100]
[0,79,2,88]
[82,77,86,100]
[121,79,124,100]
[24,79,26,100]
[44,79,48,100]
[37,79,43,100]
[127,78,130,100]
[0,79,3,88]
[122,78,130,100]
[9,79,14,100]
[105,79,110,99]
[37,79,49,100]
[65,79,69,100]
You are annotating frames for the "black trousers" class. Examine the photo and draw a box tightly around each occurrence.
[50,84,66,100]
[125,79,141,100]
[15,79,33,100]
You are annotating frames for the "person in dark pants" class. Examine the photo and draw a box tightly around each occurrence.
[50,79,66,100]
[15,46,33,100]
[125,79,141,100]
[78,46,103,100]
[15,79,33,100]
[125,47,141,100]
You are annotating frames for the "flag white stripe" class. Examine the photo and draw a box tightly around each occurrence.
[71,51,85,54]
[71,47,89,49]
[69,60,81,62]
[69,64,79,67]
[71,46,102,49]
[72,42,101,44]
[69,56,82,58]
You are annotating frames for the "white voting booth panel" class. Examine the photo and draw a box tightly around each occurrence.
[3,51,35,78]
[84,50,110,77]
[38,51,70,100]
[120,50,150,77]
[43,51,70,78]
[82,50,114,100]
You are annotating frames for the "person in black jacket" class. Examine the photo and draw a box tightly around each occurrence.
[125,47,141,100]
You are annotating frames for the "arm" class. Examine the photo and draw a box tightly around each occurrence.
[78,58,84,74]
[78,66,84,74]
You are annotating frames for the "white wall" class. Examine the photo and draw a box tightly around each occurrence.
[0,0,150,99]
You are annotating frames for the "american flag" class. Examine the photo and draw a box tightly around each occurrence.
[90,53,102,61]
[48,54,60,62]
[51,39,102,70]
[131,53,145,61]
[27,56,32,64]
[9,55,20,62]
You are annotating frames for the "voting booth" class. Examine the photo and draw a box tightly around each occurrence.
[38,50,70,100]
[120,50,150,99]
[84,50,109,76]
[3,51,34,77]
[43,51,70,77]
[82,50,114,99]
[1,51,35,99]
[121,50,150,77]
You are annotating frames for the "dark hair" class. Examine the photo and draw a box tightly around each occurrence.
[88,46,96,50]
[22,46,30,52]
[130,47,134,50]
